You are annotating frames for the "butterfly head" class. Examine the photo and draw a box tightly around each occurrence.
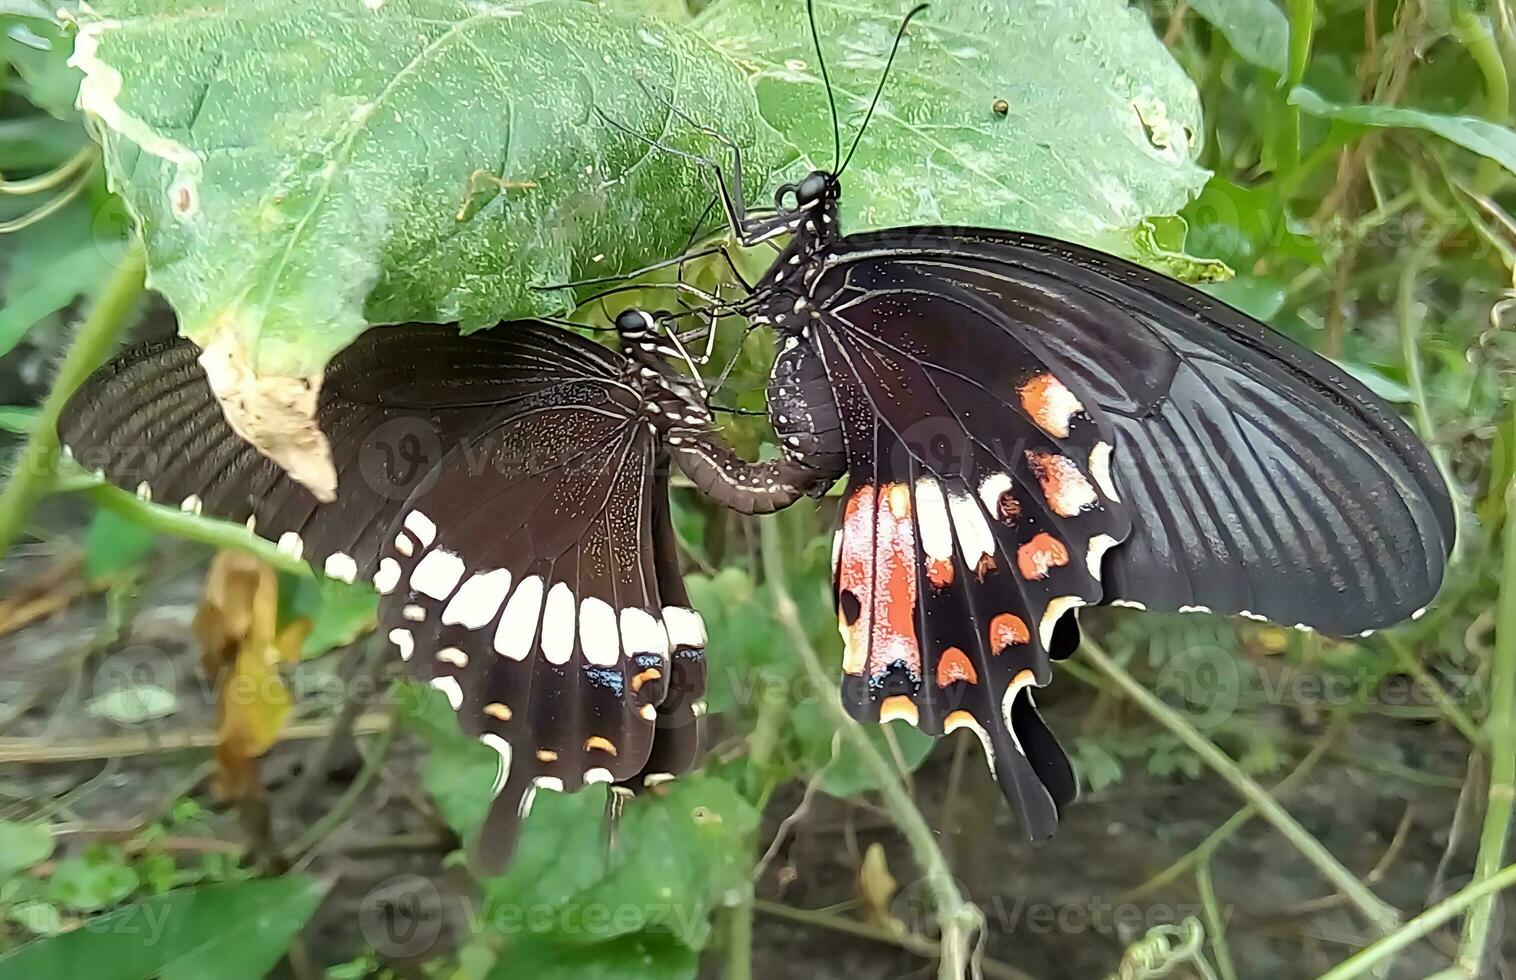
[777,170,840,230]
[614,308,658,346]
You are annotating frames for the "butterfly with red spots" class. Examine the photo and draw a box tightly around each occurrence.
[604,5,1453,841]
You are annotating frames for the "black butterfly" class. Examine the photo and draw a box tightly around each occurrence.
[57,317,779,868]
[605,2,1456,841]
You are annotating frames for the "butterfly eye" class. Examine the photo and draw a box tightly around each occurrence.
[615,309,654,339]
[796,171,831,205]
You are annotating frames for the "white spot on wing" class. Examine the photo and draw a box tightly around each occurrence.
[394,532,414,557]
[323,551,357,583]
[620,607,669,658]
[1086,534,1118,579]
[999,670,1040,755]
[494,575,543,661]
[429,675,463,710]
[436,647,468,668]
[914,477,954,562]
[945,711,995,772]
[374,557,401,595]
[135,481,151,501]
[388,627,414,661]
[1089,442,1119,502]
[541,582,576,664]
[180,494,202,515]
[662,606,706,650]
[403,510,437,547]
[1039,596,1086,650]
[410,549,465,600]
[578,596,620,667]
[976,472,1014,518]
[946,489,995,570]
[442,568,512,629]
[584,767,613,784]
[277,531,303,560]
[480,734,512,796]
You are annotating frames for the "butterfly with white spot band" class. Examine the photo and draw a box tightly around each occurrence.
[58,317,812,870]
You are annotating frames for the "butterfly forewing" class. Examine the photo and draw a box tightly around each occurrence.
[830,230,1454,634]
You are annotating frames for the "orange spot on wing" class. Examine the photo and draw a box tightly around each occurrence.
[1027,451,1098,517]
[1017,532,1070,580]
[997,492,1021,523]
[927,556,955,588]
[989,613,1030,653]
[935,647,979,688]
[1019,373,1084,438]
[836,484,922,681]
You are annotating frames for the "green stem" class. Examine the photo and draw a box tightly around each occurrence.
[86,483,310,576]
[1397,223,1465,568]
[724,887,755,980]
[1319,863,1516,980]
[758,519,982,980]
[1078,639,1401,935]
[286,698,398,863]
[1384,635,1483,747]
[1117,724,1335,903]
[1281,0,1316,173]
[1458,403,1516,971]
[0,240,145,555]
[1195,862,1237,980]
[1452,6,1510,193]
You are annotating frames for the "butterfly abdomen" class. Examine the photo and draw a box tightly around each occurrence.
[767,334,845,479]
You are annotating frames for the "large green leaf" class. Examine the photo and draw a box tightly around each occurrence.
[0,200,123,359]
[71,0,794,383]
[697,0,1209,254]
[1185,0,1288,75]
[483,777,755,957]
[0,876,326,980]
[489,933,697,980]
[1290,86,1516,177]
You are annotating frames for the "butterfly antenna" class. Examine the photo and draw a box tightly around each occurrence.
[807,0,842,170]
[837,3,929,178]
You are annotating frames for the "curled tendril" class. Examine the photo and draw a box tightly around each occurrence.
[1107,916,1219,980]
[0,145,99,234]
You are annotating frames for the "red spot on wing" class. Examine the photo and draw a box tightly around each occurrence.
[989,613,1030,653]
[935,647,978,687]
[1016,532,1070,580]
[837,484,921,681]
[1026,451,1098,518]
[1019,373,1084,438]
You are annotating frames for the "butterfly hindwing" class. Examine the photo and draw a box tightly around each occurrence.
[811,282,1130,837]
[61,320,709,869]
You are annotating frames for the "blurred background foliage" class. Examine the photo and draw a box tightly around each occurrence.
[0,1,1514,979]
